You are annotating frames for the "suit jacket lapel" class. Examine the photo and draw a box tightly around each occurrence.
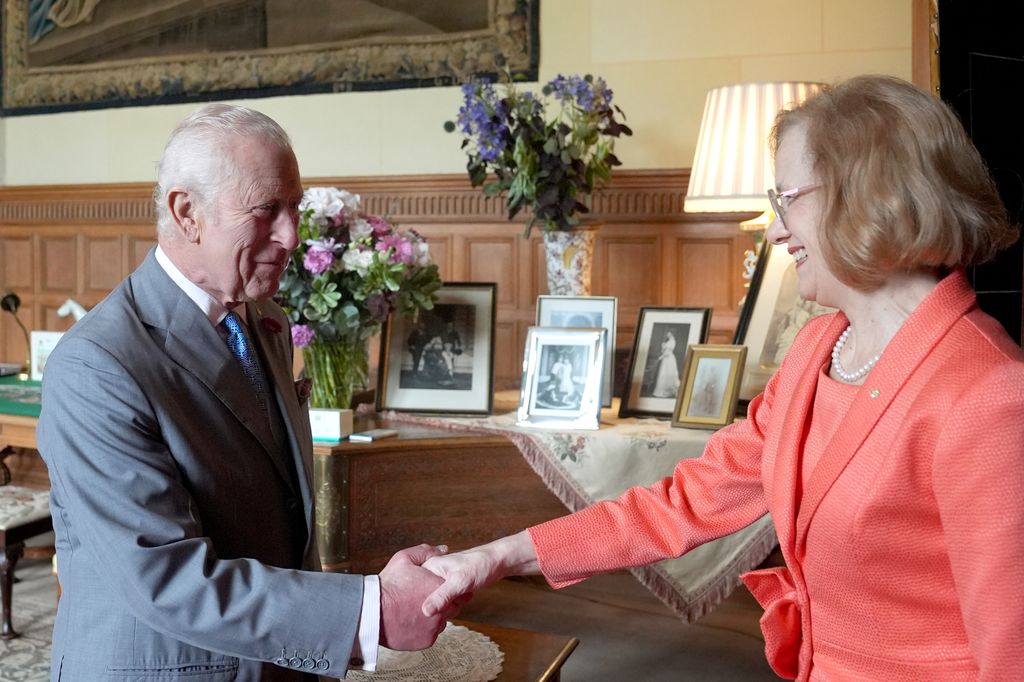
[794,271,978,549]
[769,314,841,556]
[246,302,314,522]
[131,251,284,475]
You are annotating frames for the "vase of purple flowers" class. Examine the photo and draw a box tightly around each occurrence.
[447,73,630,294]
[276,187,442,409]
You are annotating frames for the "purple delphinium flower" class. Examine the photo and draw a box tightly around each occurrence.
[457,81,509,163]
[548,74,612,114]
[291,324,316,348]
[375,233,414,265]
[303,238,337,274]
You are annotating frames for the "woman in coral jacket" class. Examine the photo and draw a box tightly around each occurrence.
[421,75,1024,681]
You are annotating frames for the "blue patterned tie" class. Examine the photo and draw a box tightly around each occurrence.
[222,311,267,412]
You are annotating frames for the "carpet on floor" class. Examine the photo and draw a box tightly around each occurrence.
[0,560,55,682]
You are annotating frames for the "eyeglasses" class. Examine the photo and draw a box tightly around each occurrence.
[767,184,818,225]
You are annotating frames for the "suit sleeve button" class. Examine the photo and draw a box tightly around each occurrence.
[317,659,330,670]
[288,656,302,667]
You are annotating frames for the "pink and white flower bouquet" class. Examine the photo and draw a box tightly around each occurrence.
[276,186,441,348]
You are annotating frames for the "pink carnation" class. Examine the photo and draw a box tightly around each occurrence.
[366,215,393,238]
[375,233,414,265]
[303,238,337,274]
[291,324,316,348]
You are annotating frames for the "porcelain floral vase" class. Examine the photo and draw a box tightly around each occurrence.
[542,225,599,295]
[302,338,369,409]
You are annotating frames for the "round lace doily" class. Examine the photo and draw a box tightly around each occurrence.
[348,623,504,682]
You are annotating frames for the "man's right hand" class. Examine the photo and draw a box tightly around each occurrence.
[379,544,465,651]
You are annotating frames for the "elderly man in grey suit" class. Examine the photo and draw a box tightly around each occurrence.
[36,104,459,680]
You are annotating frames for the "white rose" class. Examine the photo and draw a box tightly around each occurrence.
[414,241,432,268]
[341,248,375,277]
[349,218,373,242]
[300,187,361,224]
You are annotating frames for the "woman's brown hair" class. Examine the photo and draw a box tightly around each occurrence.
[771,75,1018,290]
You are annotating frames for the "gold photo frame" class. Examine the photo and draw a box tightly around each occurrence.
[672,344,747,430]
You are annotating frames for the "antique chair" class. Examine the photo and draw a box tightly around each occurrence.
[0,483,51,639]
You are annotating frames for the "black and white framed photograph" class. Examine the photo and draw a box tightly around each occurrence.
[619,307,711,418]
[734,241,834,401]
[517,327,605,430]
[376,282,496,414]
[536,295,617,407]
[672,345,747,429]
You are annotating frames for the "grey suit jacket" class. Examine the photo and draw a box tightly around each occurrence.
[37,250,362,681]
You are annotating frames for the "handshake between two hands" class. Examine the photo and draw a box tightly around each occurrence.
[377,535,525,651]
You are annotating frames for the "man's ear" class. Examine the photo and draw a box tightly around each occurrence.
[168,189,201,243]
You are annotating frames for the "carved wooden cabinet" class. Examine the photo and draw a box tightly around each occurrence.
[313,421,567,573]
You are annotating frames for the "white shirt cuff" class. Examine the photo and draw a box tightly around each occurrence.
[349,575,380,671]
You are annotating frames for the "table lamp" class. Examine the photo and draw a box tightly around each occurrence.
[684,81,824,228]
[683,81,824,288]
[1,291,31,377]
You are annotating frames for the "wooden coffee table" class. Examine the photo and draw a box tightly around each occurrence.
[456,620,578,681]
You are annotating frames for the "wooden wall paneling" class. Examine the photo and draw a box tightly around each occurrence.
[463,235,518,307]
[0,172,756,387]
[1,235,33,290]
[82,233,125,296]
[493,320,519,387]
[126,233,158,271]
[39,234,77,300]
[423,234,453,281]
[677,237,734,342]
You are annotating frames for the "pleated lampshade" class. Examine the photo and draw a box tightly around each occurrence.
[684,81,824,214]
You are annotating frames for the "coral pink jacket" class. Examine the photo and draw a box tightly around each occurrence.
[529,271,1024,680]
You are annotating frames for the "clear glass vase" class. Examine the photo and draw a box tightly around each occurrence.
[302,338,369,409]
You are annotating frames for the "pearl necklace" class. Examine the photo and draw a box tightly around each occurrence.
[831,325,880,383]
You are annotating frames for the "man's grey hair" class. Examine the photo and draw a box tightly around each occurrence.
[153,103,293,238]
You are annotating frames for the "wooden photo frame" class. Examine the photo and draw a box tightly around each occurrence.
[376,282,496,415]
[672,344,747,429]
[619,307,711,418]
[536,295,617,407]
[516,326,605,430]
[1,1,539,115]
[733,241,834,401]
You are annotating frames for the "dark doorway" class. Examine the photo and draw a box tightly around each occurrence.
[938,0,1024,344]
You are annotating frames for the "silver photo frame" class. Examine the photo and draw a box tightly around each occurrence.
[536,295,617,407]
[517,327,606,430]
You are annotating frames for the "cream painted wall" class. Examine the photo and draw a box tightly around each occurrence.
[0,0,910,186]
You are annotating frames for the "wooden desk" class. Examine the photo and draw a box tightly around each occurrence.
[456,620,578,682]
[313,414,568,573]
[0,413,45,488]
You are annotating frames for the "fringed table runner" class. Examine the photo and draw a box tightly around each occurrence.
[369,393,776,623]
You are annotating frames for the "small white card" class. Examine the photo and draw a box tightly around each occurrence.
[308,408,354,442]
[30,330,64,381]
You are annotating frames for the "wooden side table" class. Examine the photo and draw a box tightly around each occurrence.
[312,415,568,573]
[456,620,578,682]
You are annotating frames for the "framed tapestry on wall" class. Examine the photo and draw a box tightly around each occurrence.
[1,0,540,115]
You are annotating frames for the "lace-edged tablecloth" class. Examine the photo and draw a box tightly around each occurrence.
[348,623,503,682]
[370,392,777,623]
